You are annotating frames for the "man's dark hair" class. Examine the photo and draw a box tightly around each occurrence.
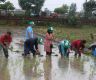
[81,40,86,44]
[7,31,11,35]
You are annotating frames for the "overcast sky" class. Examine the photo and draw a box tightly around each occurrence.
[6,0,88,11]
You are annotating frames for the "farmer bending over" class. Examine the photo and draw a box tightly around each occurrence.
[22,37,43,56]
[88,42,96,56]
[0,32,12,58]
[71,40,86,57]
[58,39,70,57]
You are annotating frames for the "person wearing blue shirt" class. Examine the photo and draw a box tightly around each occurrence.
[26,21,34,40]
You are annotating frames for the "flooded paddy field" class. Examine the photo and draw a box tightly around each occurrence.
[0,27,96,80]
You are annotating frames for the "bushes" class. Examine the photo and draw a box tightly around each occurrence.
[68,16,77,26]
[0,20,7,25]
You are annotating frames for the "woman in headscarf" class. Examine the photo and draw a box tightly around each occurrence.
[58,39,70,57]
[44,27,54,56]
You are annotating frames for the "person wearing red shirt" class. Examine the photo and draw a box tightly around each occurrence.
[71,40,86,57]
[0,32,12,58]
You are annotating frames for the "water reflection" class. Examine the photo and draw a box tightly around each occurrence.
[69,57,85,80]
[83,57,96,80]
[70,58,83,73]
[58,57,69,71]
[58,58,69,71]
[23,57,43,80]
[43,56,52,80]
[8,54,25,80]
[57,57,69,80]
[0,57,9,80]
[92,58,96,80]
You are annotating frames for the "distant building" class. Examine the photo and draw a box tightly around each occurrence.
[0,9,25,16]
[13,9,25,15]
[58,13,68,18]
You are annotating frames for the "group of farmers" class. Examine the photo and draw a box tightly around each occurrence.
[0,21,95,58]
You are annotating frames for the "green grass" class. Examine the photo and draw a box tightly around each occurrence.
[34,25,96,45]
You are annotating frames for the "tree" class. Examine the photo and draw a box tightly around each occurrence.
[68,3,77,25]
[4,1,15,10]
[0,1,15,10]
[18,0,45,15]
[0,1,15,16]
[54,4,69,14]
[83,0,96,18]
[0,0,5,2]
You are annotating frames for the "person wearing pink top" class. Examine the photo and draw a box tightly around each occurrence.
[44,27,54,56]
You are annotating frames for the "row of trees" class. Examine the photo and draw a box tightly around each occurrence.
[18,0,45,16]
[0,0,45,16]
[83,0,96,18]
[0,0,96,21]
[0,1,15,10]
[0,0,15,16]
[54,3,77,25]
[54,0,96,19]
[54,4,69,14]
[53,0,96,25]
[0,0,96,19]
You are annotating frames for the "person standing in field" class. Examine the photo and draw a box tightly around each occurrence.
[25,21,34,40]
[44,27,54,56]
[71,40,86,57]
[58,39,70,57]
[0,32,12,58]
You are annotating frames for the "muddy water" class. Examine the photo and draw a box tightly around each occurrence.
[0,28,96,80]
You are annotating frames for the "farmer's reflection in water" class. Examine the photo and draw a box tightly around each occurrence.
[58,57,69,76]
[70,58,85,80]
[70,58,83,73]
[43,56,52,80]
[23,57,40,80]
[0,58,9,80]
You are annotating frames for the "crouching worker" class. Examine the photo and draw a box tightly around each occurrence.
[58,39,70,57]
[71,40,86,57]
[0,32,12,58]
[88,42,96,56]
[22,37,43,57]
